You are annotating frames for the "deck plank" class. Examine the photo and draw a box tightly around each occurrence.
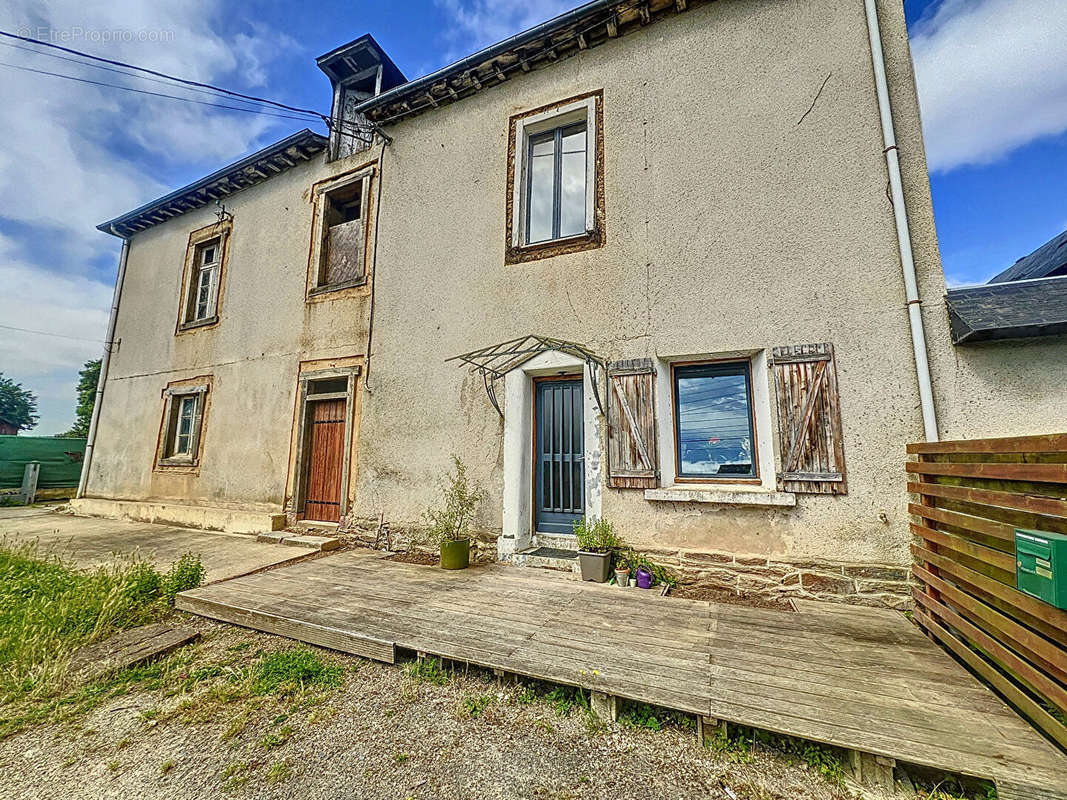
[177,554,1067,794]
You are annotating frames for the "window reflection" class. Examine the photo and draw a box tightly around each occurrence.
[674,363,755,478]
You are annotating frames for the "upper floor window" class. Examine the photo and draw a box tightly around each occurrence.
[178,220,230,333]
[526,122,588,244]
[190,240,221,321]
[308,168,373,296]
[506,91,605,264]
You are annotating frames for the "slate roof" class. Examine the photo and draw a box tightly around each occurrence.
[945,276,1067,344]
[989,229,1067,282]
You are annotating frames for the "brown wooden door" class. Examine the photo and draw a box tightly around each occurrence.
[303,398,346,522]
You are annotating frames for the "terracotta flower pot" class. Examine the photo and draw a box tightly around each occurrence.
[440,538,470,570]
[578,551,611,583]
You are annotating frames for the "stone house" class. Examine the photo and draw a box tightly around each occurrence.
[74,0,1067,607]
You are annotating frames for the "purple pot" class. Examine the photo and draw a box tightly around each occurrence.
[636,567,653,589]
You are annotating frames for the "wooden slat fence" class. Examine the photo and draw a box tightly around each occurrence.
[908,433,1067,750]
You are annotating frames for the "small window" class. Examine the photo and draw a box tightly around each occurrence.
[673,362,757,480]
[506,92,604,264]
[188,239,221,322]
[526,122,587,244]
[307,377,348,395]
[315,176,369,291]
[161,388,206,464]
[178,222,229,332]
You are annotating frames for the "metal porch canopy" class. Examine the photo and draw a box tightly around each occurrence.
[446,334,605,417]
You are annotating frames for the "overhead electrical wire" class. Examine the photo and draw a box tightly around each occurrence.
[0,39,302,114]
[0,61,324,123]
[0,322,107,344]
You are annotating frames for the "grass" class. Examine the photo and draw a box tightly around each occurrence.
[252,648,344,695]
[704,724,845,784]
[0,540,206,737]
[266,761,293,784]
[160,758,175,774]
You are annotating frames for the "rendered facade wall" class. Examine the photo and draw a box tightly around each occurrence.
[84,0,1065,596]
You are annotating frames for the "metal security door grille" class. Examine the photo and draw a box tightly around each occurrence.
[303,398,346,522]
[535,379,585,534]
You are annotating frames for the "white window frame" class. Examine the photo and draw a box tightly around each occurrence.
[160,384,208,466]
[309,166,375,294]
[191,241,221,322]
[510,96,597,249]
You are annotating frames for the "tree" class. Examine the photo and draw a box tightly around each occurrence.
[63,359,101,438]
[0,374,38,434]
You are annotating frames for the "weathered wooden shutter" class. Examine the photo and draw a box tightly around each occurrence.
[606,359,658,489]
[771,343,847,494]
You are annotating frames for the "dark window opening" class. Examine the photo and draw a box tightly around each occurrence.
[308,377,348,395]
[319,177,368,288]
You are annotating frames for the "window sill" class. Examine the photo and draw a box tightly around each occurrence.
[644,486,796,507]
[179,316,218,332]
[158,457,197,468]
[308,277,367,297]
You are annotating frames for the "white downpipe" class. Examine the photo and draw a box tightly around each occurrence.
[77,231,129,498]
[863,0,939,442]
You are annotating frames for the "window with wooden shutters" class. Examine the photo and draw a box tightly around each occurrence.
[606,359,658,489]
[771,343,847,494]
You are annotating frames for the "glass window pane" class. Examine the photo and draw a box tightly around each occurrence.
[527,134,555,244]
[675,365,755,478]
[559,127,587,238]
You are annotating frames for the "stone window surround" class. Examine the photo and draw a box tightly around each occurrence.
[499,350,604,559]
[176,220,231,335]
[154,377,211,472]
[306,162,377,299]
[504,90,606,265]
[646,349,796,506]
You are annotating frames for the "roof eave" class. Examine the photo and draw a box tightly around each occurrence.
[97,129,328,238]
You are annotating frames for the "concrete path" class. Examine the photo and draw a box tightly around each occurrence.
[0,506,316,583]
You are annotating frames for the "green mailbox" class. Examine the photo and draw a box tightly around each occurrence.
[1016,529,1067,610]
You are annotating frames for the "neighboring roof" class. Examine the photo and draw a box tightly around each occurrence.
[989,229,1067,283]
[945,276,1067,344]
[316,34,406,91]
[353,0,705,126]
[97,129,328,238]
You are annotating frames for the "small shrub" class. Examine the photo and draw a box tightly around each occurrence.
[572,517,621,554]
[421,456,487,546]
[161,552,205,603]
[251,648,343,695]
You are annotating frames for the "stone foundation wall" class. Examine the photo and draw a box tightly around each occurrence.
[338,514,501,563]
[643,548,912,609]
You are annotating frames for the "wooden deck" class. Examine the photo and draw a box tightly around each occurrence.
[177,550,1067,798]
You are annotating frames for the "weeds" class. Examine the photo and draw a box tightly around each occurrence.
[459,693,494,719]
[266,761,293,784]
[404,657,448,686]
[160,758,175,774]
[260,724,294,750]
[220,761,250,792]
[618,700,695,732]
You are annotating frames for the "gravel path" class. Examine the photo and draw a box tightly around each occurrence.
[0,619,852,800]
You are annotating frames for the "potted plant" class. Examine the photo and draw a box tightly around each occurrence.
[423,456,487,570]
[614,546,635,588]
[574,517,620,583]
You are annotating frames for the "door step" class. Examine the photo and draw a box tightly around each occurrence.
[514,546,580,573]
[533,532,579,551]
[257,531,340,551]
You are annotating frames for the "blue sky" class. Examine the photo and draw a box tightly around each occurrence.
[1,0,1065,434]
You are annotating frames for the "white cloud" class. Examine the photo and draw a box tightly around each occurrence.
[0,1,304,433]
[433,0,574,64]
[911,0,1067,172]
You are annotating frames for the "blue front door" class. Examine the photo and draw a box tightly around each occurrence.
[535,379,585,534]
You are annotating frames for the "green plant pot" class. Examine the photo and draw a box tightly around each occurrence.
[440,538,470,570]
[578,551,611,583]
